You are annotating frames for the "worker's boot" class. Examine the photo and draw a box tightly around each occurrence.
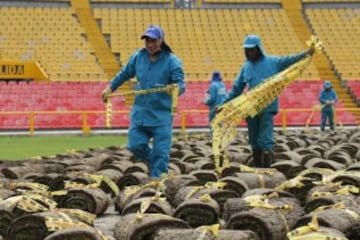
[260,150,273,168]
[252,149,262,168]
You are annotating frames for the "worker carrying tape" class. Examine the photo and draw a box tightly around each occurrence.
[101,25,185,180]
[211,35,322,173]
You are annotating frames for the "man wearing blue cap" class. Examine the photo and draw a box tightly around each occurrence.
[205,71,227,133]
[222,34,314,168]
[319,80,337,131]
[101,25,185,179]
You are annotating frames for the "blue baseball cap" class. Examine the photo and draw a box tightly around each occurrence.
[141,25,163,40]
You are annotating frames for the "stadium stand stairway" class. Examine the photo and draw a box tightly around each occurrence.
[282,0,360,124]
[70,0,134,105]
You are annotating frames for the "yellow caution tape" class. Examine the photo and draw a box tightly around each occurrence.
[0,195,24,211]
[299,168,334,178]
[304,104,323,130]
[9,182,49,192]
[49,190,68,197]
[82,173,120,196]
[276,176,313,191]
[106,84,179,128]
[312,185,359,198]
[106,100,112,128]
[185,182,227,200]
[244,198,293,211]
[287,214,347,240]
[211,36,320,174]
[123,185,142,204]
[17,195,49,212]
[95,229,109,240]
[242,192,279,203]
[199,194,213,203]
[196,224,220,240]
[139,192,166,214]
[53,208,96,226]
[64,181,100,190]
[288,232,348,240]
[204,181,227,189]
[185,186,205,201]
[336,185,359,195]
[244,197,292,232]
[312,202,359,220]
[0,194,56,213]
[238,164,275,175]
[45,212,89,232]
[24,193,57,210]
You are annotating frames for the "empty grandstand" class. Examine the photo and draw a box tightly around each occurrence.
[0,0,359,131]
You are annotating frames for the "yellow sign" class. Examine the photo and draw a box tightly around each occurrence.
[0,60,48,81]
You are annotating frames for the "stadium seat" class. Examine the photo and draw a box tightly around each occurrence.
[94,8,320,81]
[306,8,360,81]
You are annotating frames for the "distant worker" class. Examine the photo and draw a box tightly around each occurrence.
[319,80,337,131]
[205,71,227,136]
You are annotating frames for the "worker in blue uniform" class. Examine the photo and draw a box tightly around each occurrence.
[319,80,337,131]
[223,34,314,168]
[205,71,227,133]
[101,25,185,178]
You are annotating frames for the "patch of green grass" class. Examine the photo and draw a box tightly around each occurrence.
[0,134,128,161]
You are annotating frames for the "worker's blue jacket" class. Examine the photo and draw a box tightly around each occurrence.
[205,74,227,122]
[225,35,308,113]
[110,48,185,126]
[319,86,337,112]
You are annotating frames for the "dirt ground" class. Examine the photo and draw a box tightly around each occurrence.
[94,205,118,240]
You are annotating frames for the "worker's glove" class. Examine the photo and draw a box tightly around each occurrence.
[307,46,315,56]
[215,106,223,114]
[101,86,112,103]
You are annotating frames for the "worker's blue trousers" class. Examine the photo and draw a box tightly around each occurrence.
[127,123,172,178]
[246,112,275,151]
[321,110,334,131]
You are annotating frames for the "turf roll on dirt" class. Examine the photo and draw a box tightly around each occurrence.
[270,160,304,179]
[114,213,189,240]
[218,176,249,196]
[1,165,46,179]
[56,188,109,216]
[190,170,219,185]
[233,168,286,189]
[44,227,107,240]
[226,195,302,240]
[223,193,303,224]
[173,185,238,213]
[114,185,158,213]
[162,174,199,206]
[295,204,360,234]
[305,190,357,213]
[0,209,14,238]
[117,172,150,190]
[6,211,90,240]
[121,194,173,216]
[173,194,219,227]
